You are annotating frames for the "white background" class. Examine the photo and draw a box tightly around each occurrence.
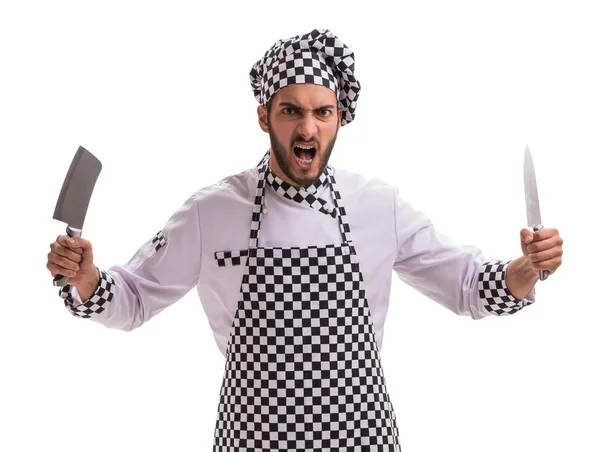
[1,1,598,451]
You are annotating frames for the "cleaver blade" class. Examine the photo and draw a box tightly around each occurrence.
[52,146,102,286]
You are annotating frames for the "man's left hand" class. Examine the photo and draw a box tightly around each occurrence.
[520,228,563,275]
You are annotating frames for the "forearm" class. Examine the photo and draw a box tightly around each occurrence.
[505,256,539,300]
[58,193,203,330]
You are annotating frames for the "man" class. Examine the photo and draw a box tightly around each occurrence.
[47,29,563,451]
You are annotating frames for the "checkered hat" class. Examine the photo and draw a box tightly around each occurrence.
[249,29,361,126]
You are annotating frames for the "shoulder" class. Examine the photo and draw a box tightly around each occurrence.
[330,166,398,202]
[191,166,259,210]
[330,165,424,224]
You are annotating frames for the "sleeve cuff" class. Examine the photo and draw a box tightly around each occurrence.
[478,259,535,316]
[58,269,115,318]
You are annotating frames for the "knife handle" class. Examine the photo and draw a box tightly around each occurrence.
[533,224,550,281]
[52,226,83,287]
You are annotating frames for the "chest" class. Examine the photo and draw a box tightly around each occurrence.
[201,188,397,293]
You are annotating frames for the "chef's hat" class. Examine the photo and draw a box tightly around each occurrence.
[249,29,361,126]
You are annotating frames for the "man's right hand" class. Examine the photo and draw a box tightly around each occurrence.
[47,235,100,301]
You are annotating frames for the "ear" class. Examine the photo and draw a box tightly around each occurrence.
[257,105,269,133]
[337,107,342,128]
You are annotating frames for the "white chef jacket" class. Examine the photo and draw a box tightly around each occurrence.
[61,162,536,356]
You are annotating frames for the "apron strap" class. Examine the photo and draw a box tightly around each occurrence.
[327,171,353,245]
[248,151,353,250]
[248,155,268,251]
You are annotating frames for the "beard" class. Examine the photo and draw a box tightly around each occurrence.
[268,124,338,188]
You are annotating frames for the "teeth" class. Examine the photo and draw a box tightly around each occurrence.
[295,156,313,164]
[296,144,315,149]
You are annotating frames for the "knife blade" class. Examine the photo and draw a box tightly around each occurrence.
[52,146,102,286]
[523,145,549,281]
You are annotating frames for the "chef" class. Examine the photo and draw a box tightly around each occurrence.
[47,29,563,451]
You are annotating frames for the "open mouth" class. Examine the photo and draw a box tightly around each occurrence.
[293,144,317,167]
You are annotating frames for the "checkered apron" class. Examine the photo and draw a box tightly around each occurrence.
[213,160,402,451]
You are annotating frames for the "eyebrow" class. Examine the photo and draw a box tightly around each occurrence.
[278,102,336,111]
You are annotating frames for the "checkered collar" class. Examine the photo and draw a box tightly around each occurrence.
[264,164,337,218]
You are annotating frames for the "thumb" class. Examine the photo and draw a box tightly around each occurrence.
[67,237,93,256]
[521,228,533,244]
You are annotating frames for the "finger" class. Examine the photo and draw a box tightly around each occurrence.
[527,246,563,264]
[50,242,83,263]
[65,236,92,251]
[56,235,85,254]
[47,263,78,278]
[521,228,534,244]
[532,228,559,242]
[62,237,93,262]
[527,235,563,253]
[528,256,562,272]
[48,251,81,272]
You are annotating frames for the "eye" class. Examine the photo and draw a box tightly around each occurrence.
[316,109,332,117]
[282,107,299,115]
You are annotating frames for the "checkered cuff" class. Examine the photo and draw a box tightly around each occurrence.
[59,269,115,318]
[478,260,534,316]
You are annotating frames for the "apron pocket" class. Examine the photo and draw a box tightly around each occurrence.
[214,249,249,267]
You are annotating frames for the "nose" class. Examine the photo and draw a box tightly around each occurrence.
[296,115,318,140]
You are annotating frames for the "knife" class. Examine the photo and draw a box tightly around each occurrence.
[52,146,102,286]
[523,145,549,281]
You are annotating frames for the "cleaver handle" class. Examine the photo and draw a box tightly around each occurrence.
[53,226,83,287]
[533,224,549,281]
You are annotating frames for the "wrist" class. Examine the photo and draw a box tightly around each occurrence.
[76,267,101,301]
[506,256,538,300]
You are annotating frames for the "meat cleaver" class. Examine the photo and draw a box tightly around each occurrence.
[52,146,102,286]
[523,145,549,281]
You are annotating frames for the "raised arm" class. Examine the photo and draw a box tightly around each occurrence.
[47,192,203,331]
[391,188,536,319]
